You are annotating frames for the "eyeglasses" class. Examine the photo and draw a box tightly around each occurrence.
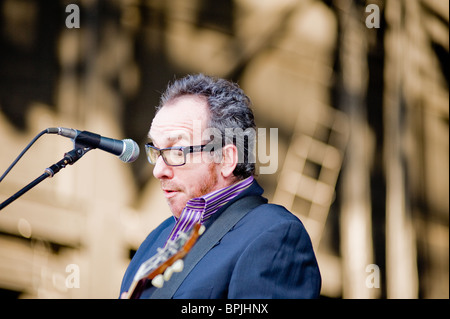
[145,143,221,166]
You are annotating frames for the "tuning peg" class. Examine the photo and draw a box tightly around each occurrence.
[163,266,174,281]
[198,224,206,235]
[171,259,184,273]
[151,274,164,288]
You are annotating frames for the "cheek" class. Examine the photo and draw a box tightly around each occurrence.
[185,165,218,197]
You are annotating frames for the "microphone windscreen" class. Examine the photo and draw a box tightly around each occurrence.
[120,139,140,163]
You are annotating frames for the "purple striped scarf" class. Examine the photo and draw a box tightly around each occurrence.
[165,176,254,244]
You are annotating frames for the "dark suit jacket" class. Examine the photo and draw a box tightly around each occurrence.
[120,180,321,299]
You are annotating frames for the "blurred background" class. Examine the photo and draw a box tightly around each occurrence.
[0,0,448,299]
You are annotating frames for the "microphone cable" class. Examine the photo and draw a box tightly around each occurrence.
[0,128,53,183]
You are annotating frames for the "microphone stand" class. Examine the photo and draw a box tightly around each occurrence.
[0,147,91,211]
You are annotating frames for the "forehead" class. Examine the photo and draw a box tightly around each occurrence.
[149,95,209,145]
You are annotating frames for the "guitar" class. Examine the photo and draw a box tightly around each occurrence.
[122,223,206,299]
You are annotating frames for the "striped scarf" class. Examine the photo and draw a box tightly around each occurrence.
[165,176,254,243]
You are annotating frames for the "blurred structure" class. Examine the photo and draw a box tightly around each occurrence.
[0,0,448,298]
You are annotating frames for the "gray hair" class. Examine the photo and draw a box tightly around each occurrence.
[157,74,256,179]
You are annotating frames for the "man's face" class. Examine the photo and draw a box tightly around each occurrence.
[148,95,222,218]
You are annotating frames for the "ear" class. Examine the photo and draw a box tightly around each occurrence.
[220,144,238,178]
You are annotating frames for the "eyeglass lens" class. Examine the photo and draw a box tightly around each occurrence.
[146,146,185,166]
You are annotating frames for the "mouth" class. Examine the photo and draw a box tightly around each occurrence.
[162,189,179,198]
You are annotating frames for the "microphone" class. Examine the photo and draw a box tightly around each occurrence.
[48,127,140,163]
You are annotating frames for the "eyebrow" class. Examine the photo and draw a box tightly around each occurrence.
[147,130,191,147]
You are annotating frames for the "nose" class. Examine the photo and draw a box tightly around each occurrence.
[152,155,174,180]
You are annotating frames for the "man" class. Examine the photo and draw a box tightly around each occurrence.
[120,74,321,298]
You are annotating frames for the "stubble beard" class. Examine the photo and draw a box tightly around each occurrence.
[167,163,219,217]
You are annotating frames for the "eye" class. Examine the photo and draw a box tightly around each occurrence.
[165,148,185,165]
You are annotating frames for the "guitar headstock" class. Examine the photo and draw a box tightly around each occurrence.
[122,223,206,299]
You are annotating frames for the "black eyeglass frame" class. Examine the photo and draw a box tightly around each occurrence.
[144,143,222,166]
